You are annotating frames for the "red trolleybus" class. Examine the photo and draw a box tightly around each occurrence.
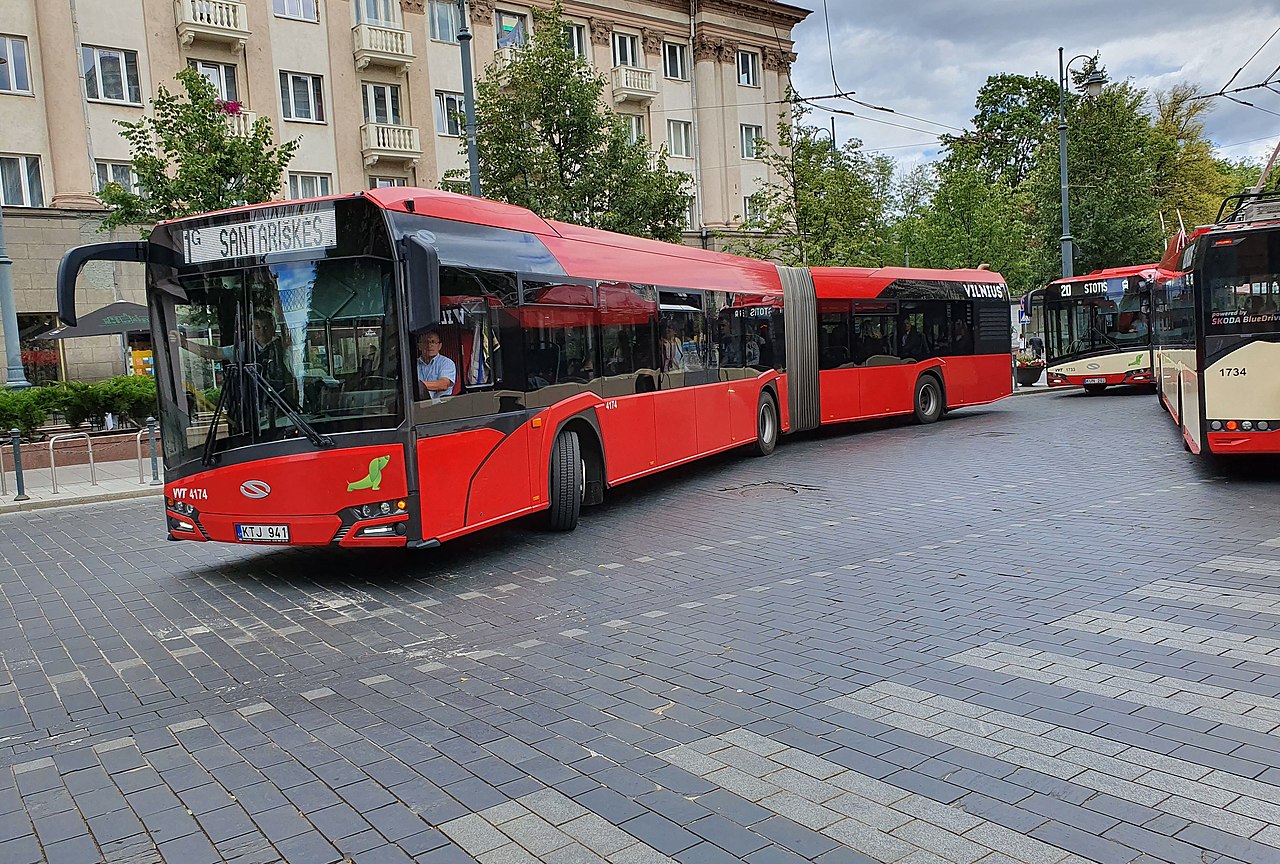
[1154,191,1280,454]
[1038,265,1160,394]
[57,189,1011,548]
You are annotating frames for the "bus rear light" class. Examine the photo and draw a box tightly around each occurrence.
[1226,421,1239,430]
[1211,420,1274,433]
[1260,421,1270,431]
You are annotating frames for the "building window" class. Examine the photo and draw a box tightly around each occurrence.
[667,120,691,158]
[369,176,407,188]
[621,114,644,144]
[190,60,238,103]
[95,161,136,193]
[429,0,460,43]
[496,11,527,49]
[564,24,587,59]
[612,32,639,68]
[685,195,697,230]
[740,124,763,159]
[354,0,400,27]
[273,0,319,22]
[287,173,331,199]
[0,36,32,94]
[362,82,402,126]
[81,46,142,104]
[436,91,464,136]
[737,50,759,87]
[663,42,687,80]
[743,195,762,222]
[279,71,325,122]
[0,154,43,207]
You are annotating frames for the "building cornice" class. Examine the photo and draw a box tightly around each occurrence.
[699,0,811,27]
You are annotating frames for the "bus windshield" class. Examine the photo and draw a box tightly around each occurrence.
[153,255,402,468]
[1046,287,1149,360]
[1204,230,1280,334]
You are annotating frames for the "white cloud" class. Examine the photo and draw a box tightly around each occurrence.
[787,0,1280,169]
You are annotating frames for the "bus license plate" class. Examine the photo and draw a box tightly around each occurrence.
[1084,377,1106,384]
[236,524,290,543]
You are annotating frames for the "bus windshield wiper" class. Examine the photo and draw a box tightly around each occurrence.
[200,366,235,467]
[242,364,335,449]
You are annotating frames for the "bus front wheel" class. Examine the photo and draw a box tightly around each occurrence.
[752,392,778,457]
[548,430,583,531]
[913,375,943,424]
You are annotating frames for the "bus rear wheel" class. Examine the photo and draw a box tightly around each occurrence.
[913,375,943,424]
[547,430,583,531]
[1084,383,1107,395]
[752,392,778,457]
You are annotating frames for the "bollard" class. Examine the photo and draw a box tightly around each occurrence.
[10,428,29,502]
[147,416,161,486]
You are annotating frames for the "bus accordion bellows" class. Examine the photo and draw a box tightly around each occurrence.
[57,188,1012,548]
[1037,264,1162,394]
[1153,190,1280,455]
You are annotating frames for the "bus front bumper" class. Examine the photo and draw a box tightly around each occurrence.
[165,507,409,547]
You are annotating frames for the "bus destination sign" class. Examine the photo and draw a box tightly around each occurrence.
[182,205,337,265]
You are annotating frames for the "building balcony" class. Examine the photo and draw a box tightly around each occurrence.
[174,0,250,51]
[361,122,422,167]
[610,66,659,104]
[353,24,414,73]
[224,109,257,137]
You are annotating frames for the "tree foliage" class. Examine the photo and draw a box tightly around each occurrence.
[98,67,298,233]
[455,2,690,242]
[728,105,895,266]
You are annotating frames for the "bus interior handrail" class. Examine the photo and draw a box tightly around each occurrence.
[47,432,97,494]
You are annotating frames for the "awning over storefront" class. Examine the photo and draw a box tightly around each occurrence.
[39,302,150,339]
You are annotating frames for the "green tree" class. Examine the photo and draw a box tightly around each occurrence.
[98,66,298,233]
[728,106,896,266]
[1151,84,1235,230]
[945,73,1060,190]
[456,2,690,242]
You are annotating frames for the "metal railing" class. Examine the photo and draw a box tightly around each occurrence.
[0,431,30,500]
[48,433,96,495]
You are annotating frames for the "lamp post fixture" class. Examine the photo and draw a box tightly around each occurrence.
[1057,47,1107,279]
[0,56,31,389]
[457,0,481,197]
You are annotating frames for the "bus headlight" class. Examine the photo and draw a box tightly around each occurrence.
[350,499,408,520]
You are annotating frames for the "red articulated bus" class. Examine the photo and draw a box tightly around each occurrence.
[57,189,1012,548]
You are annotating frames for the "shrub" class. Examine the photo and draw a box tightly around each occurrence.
[0,388,50,439]
[35,380,107,428]
[96,375,157,428]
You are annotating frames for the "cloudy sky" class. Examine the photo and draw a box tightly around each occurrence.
[786,0,1280,171]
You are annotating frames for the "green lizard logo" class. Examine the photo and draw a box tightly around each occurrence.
[1127,353,1144,368]
[347,455,391,492]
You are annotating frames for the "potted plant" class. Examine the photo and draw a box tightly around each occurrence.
[1014,352,1045,386]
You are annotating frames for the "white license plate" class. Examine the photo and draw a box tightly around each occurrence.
[1084,377,1106,384]
[236,524,290,543]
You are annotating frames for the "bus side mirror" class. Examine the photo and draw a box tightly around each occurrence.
[56,241,148,326]
[405,235,440,334]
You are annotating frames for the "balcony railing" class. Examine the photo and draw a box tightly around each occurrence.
[610,66,659,104]
[224,109,257,137]
[353,24,414,73]
[361,123,422,167]
[174,0,250,50]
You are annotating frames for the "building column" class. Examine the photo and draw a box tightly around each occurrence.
[34,0,100,208]
[692,33,729,228]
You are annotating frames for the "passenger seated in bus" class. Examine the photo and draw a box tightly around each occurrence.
[660,325,685,371]
[855,321,888,364]
[901,323,930,361]
[416,329,456,403]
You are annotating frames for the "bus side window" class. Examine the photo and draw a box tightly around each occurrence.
[598,281,657,395]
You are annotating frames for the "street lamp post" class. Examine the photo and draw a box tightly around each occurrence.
[1057,47,1107,279]
[457,0,481,197]
[0,56,31,389]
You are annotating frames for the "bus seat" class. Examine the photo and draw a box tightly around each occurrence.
[865,354,904,366]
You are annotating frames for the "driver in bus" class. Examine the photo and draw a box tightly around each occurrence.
[416,329,456,402]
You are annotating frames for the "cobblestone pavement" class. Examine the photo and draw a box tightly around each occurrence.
[2,387,1279,864]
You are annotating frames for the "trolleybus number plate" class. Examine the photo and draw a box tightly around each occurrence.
[1084,377,1106,385]
[236,524,290,543]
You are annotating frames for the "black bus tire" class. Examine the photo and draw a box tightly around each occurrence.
[1084,383,1107,395]
[547,430,583,531]
[752,392,778,457]
[913,374,943,424]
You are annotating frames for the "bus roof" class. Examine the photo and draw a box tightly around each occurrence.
[1048,264,1163,287]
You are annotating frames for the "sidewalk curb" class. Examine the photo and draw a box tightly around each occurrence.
[1011,385,1077,396]
[0,486,163,515]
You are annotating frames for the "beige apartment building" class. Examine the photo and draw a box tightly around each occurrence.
[0,0,808,383]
